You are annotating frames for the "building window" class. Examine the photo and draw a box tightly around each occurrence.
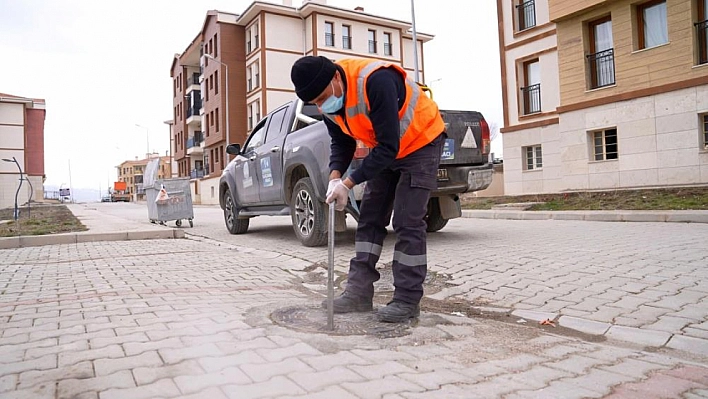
[368,30,377,53]
[247,30,252,53]
[591,128,618,161]
[638,0,668,49]
[702,114,708,149]
[214,33,218,57]
[342,25,351,49]
[254,62,259,88]
[216,108,219,133]
[325,22,335,46]
[516,0,536,31]
[254,24,260,49]
[214,70,219,95]
[383,32,392,55]
[696,0,708,64]
[520,59,541,115]
[587,16,615,89]
[524,145,543,170]
[248,104,253,130]
[255,100,261,122]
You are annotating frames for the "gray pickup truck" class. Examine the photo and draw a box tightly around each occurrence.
[219,99,492,247]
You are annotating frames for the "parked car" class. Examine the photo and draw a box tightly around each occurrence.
[220,99,493,246]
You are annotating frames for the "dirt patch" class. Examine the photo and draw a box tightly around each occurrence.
[461,186,708,211]
[0,204,86,237]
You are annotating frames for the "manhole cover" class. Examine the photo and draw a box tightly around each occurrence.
[271,305,412,338]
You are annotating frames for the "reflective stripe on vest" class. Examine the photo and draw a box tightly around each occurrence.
[343,61,421,139]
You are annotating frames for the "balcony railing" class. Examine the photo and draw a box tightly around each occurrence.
[325,33,335,47]
[368,40,377,53]
[520,83,541,115]
[187,73,200,86]
[187,131,203,148]
[343,36,351,49]
[190,166,209,179]
[587,48,615,89]
[516,0,536,31]
[384,43,392,56]
[696,20,708,65]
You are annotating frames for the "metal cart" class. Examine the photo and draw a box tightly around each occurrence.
[145,159,194,227]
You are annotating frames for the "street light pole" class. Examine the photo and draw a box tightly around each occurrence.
[135,124,150,159]
[2,157,23,220]
[410,0,420,83]
[205,54,229,147]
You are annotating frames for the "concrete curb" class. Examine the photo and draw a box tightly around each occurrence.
[0,229,185,250]
[462,209,708,223]
[473,306,708,354]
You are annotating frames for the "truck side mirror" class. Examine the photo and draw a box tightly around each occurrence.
[226,144,241,155]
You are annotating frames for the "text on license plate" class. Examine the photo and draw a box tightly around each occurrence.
[437,169,449,181]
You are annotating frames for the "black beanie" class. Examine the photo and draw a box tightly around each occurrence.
[291,56,336,102]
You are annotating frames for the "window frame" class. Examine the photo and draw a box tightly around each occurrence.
[325,21,335,47]
[342,24,352,49]
[368,29,377,53]
[587,16,616,89]
[637,0,668,50]
[590,128,619,161]
[516,0,537,31]
[523,145,543,170]
[701,113,708,149]
[383,32,393,55]
[520,58,541,115]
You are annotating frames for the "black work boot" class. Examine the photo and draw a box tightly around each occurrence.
[377,300,420,323]
[322,291,373,313]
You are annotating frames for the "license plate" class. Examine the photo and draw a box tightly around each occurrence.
[437,168,449,181]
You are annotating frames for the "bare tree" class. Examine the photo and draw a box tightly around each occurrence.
[488,121,501,142]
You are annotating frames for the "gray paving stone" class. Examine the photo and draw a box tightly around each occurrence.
[240,357,312,383]
[256,342,322,362]
[0,382,55,399]
[57,370,135,399]
[94,351,162,376]
[558,316,611,336]
[0,354,57,377]
[132,359,205,385]
[18,361,93,390]
[174,367,251,394]
[0,374,16,392]
[58,344,124,367]
[606,325,672,347]
[281,385,360,399]
[221,375,306,399]
[99,378,181,399]
[667,334,708,357]
[300,351,370,372]
[342,375,426,399]
[289,366,365,391]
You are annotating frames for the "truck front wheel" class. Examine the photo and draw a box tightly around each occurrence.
[291,177,327,247]
[223,190,249,234]
[425,197,449,232]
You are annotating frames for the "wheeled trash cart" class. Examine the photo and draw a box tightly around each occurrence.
[144,159,194,227]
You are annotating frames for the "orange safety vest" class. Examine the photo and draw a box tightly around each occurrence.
[326,59,445,159]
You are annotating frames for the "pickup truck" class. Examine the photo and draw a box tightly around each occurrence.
[219,99,493,247]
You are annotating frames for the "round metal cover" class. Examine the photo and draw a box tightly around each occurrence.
[271,305,412,338]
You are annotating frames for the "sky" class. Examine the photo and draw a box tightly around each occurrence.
[0,0,503,191]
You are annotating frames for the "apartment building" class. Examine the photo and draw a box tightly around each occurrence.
[497,0,708,195]
[116,155,172,201]
[170,0,432,205]
[0,93,45,209]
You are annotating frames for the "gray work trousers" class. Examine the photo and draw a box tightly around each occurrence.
[346,132,445,304]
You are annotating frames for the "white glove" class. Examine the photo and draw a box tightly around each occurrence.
[326,178,349,211]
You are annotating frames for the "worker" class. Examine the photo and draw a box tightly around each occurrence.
[291,56,445,323]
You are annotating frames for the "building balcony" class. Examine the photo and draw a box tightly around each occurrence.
[587,48,615,89]
[696,20,708,65]
[186,72,201,94]
[190,165,209,179]
[520,83,541,115]
[186,105,202,126]
[186,132,204,155]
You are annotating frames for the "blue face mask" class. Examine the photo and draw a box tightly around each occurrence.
[320,82,343,114]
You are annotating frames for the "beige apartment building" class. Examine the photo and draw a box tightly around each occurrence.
[116,155,172,201]
[497,0,708,195]
[0,93,45,209]
[170,0,432,204]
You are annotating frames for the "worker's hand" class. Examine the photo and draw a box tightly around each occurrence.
[326,179,349,211]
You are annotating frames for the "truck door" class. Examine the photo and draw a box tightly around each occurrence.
[235,118,267,205]
[254,105,289,203]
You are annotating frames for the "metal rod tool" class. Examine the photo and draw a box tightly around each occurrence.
[327,201,335,330]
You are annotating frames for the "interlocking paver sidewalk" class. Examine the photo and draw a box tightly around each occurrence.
[1,236,707,398]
